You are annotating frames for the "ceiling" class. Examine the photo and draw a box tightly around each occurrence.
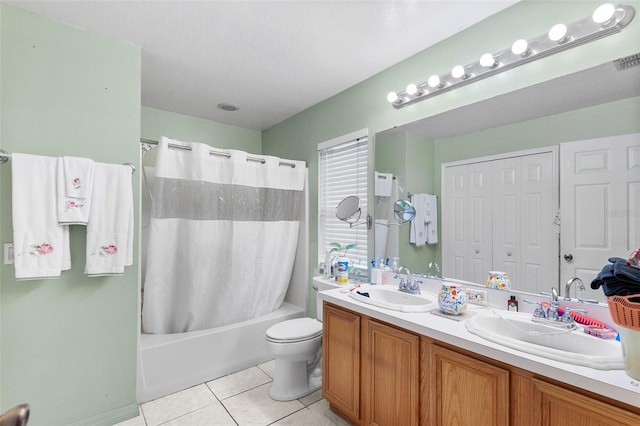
[3,0,518,131]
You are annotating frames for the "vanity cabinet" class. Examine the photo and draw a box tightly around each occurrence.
[513,375,640,426]
[362,317,420,426]
[322,303,361,423]
[423,341,509,425]
[322,302,640,426]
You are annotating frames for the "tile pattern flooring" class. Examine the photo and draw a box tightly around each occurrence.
[115,360,352,426]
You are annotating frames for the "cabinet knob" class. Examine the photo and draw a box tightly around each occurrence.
[475,249,480,254]
[507,251,512,257]
[564,253,574,262]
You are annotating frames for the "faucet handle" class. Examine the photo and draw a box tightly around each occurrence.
[533,303,547,319]
[560,307,588,323]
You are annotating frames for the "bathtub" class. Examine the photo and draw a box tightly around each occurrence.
[136,302,305,403]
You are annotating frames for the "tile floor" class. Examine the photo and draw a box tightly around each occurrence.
[114,360,352,426]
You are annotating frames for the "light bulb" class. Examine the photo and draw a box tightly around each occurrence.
[386,91,399,103]
[479,53,497,68]
[451,65,467,79]
[406,83,419,96]
[427,75,441,88]
[593,3,616,24]
[511,39,530,56]
[548,24,568,42]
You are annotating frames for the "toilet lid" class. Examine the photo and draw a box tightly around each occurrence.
[266,318,322,343]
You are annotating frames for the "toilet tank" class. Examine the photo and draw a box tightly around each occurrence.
[312,276,343,321]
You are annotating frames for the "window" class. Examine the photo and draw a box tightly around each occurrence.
[318,131,368,268]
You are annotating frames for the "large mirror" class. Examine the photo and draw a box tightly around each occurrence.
[374,59,640,302]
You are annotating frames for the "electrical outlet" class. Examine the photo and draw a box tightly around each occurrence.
[4,243,14,265]
[467,288,487,305]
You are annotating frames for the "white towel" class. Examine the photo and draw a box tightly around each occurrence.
[57,156,94,225]
[11,153,71,280]
[375,172,393,197]
[409,193,428,246]
[85,163,133,276]
[425,194,438,244]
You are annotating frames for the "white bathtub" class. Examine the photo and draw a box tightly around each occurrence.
[136,302,305,403]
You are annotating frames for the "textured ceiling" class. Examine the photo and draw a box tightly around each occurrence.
[4,0,518,130]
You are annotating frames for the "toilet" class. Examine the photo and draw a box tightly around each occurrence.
[265,277,340,401]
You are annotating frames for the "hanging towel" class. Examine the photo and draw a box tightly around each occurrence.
[85,163,133,276]
[425,194,438,244]
[375,172,393,197]
[56,156,94,225]
[410,193,428,246]
[11,153,71,279]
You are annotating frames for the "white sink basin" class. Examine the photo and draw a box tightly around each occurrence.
[348,284,437,313]
[465,309,624,370]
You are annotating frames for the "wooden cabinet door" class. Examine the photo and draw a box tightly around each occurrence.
[362,318,419,426]
[322,302,361,423]
[531,378,640,426]
[429,344,509,426]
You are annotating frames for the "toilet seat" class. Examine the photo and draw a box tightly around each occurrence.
[266,318,322,344]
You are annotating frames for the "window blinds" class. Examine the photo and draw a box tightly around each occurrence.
[318,136,368,266]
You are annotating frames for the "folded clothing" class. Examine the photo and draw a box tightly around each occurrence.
[591,257,640,296]
[11,153,71,279]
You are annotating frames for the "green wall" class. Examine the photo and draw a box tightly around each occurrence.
[262,1,640,307]
[0,5,140,425]
[376,133,436,272]
[141,106,261,153]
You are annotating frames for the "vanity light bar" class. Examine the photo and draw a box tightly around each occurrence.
[387,3,636,109]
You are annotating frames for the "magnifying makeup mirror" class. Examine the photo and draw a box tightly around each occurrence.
[393,199,416,224]
[336,196,372,229]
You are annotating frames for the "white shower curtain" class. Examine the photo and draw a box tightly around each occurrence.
[142,137,306,334]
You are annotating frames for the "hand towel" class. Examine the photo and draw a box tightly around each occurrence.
[11,153,71,279]
[85,163,133,276]
[409,193,428,246]
[425,194,438,244]
[56,156,94,225]
[375,172,393,197]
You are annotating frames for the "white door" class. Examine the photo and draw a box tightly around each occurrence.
[443,149,557,292]
[442,164,468,280]
[560,133,640,302]
[492,153,557,294]
[466,162,493,284]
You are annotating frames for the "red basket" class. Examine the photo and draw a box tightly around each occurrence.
[608,295,640,330]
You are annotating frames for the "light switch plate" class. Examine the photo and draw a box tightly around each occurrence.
[467,288,487,305]
[4,243,14,265]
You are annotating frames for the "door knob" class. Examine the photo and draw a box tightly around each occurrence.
[564,253,573,261]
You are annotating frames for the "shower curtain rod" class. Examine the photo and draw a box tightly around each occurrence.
[140,138,297,168]
[0,148,136,173]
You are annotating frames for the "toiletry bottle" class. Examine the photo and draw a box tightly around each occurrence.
[336,256,349,284]
[508,295,519,312]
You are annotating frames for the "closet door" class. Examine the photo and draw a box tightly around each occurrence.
[560,133,640,302]
[442,164,492,283]
[492,153,557,294]
[466,162,493,284]
[442,165,468,280]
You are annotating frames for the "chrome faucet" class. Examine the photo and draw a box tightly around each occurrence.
[427,261,441,278]
[564,277,586,301]
[547,287,560,321]
[396,266,421,294]
[525,287,587,329]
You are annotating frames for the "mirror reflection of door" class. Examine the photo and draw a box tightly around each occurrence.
[442,148,558,295]
[560,133,640,303]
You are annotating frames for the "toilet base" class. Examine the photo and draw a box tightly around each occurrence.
[268,358,322,401]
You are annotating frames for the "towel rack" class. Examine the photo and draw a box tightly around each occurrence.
[0,149,136,174]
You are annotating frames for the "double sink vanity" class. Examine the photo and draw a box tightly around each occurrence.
[315,276,640,425]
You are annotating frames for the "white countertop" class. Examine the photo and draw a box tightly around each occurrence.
[317,278,640,409]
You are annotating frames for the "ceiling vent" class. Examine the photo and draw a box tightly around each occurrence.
[614,52,640,70]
